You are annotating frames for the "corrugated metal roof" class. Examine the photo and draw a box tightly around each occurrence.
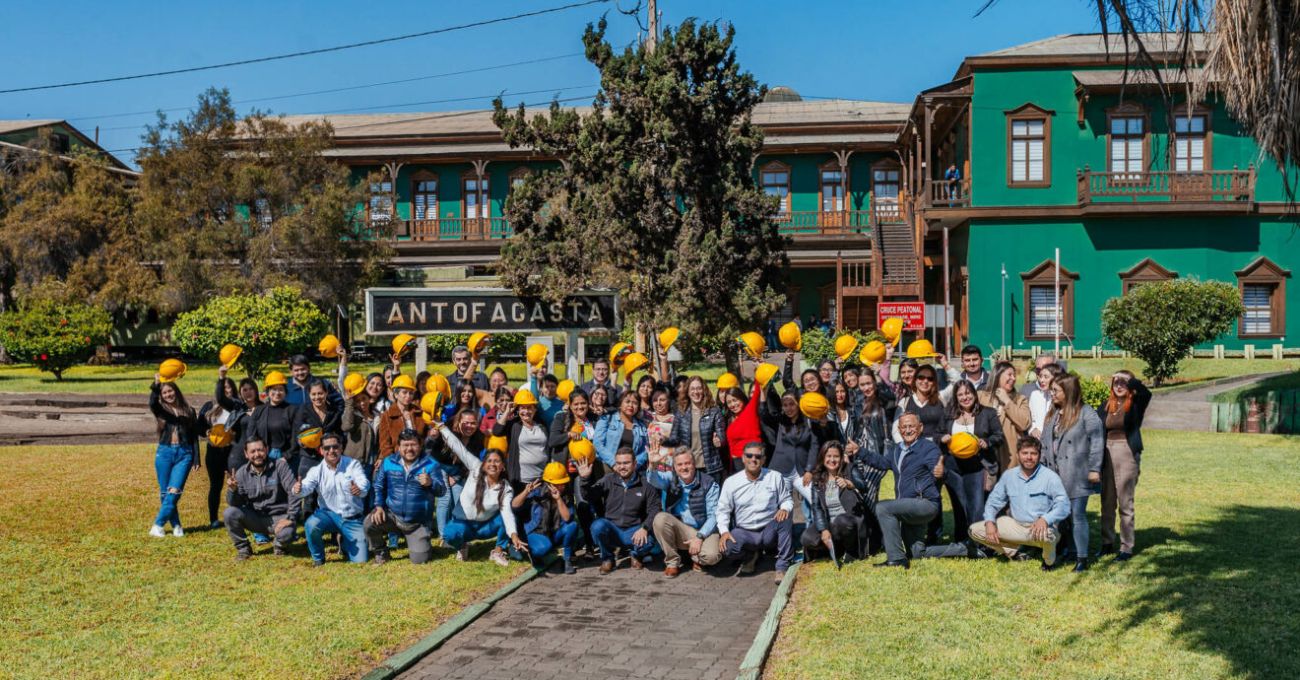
[1072,67,1209,86]
[761,132,899,147]
[322,142,525,158]
[278,98,908,140]
[0,119,63,135]
[977,32,1209,58]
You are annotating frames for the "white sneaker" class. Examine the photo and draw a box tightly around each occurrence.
[172,526,185,538]
[489,548,510,567]
[456,545,469,562]
[149,525,166,538]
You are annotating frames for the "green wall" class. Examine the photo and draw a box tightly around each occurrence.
[966,216,1299,351]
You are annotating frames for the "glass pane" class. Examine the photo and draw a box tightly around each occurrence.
[1191,115,1205,133]
[1013,140,1027,162]
[1127,117,1143,134]
[1027,119,1044,136]
[1028,140,1043,162]
[1110,118,1126,135]
[1028,159,1043,182]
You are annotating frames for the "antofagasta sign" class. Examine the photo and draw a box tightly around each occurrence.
[365,288,619,334]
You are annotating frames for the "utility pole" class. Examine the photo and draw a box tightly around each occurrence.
[646,0,658,52]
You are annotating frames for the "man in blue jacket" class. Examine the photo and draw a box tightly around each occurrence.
[970,436,1070,570]
[364,429,444,565]
[648,446,721,577]
[285,354,344,409]
[856,413,943,569]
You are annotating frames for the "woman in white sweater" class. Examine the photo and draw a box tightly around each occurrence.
[434,423,526,565]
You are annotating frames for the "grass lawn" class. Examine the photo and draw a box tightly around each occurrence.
[0,444,528,679]
[765,430,1300,679]
[1030,357,1299,388]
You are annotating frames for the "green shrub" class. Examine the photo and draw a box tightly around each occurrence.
[172,287,329,378]
[1076,373,1110,409]
[1101,278,1244,385]
[0,300,112,380]
[796,328,887,369]
[423,333,525,360]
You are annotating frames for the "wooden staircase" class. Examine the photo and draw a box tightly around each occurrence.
[877,216,921,296]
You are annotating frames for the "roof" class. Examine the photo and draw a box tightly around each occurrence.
[959,32,1209,78]
[1072,67,1210,87]
[752,99,910,127]
[0,119,63,135]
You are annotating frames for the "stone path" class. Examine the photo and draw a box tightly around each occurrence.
[1141,373,1283,432]
[0,392,152,445]
[397,555,779,680]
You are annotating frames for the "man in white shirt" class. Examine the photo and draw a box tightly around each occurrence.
[718,441,795,582]
[295,432,371,566]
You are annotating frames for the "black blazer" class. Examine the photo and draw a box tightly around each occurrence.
[1104,378,1152,454]
[940,407,1003,477]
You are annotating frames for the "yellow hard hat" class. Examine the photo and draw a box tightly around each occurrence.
[658,327,680,352]
[621,352,649,377]
[717,372,739,391]
[158,358,188,383]
[391,333,417,358]
[542,461,571,486]
[425,373,451,401]
[609,341,632,367]
[468,332,491,357]
[513,388,539,406]
[487,435,509,453]
[881,318,905,346]
[754,363,780,389]
[420,392,444,419]
[778,322,802,351]
[557,379,576,403]
[297,426,323,450]
[949,432,981,459]
[218,344,242,369]
[318,334,341,359]
[526,343,549,368]
[906,338,940,360]
[391,374,416,392]
[343,373,367,397]
[738,332,766,359]
[833,334,859,361]
[208,423,232,447]
[799,391,830,420]
[263,370,288,389]
[568,437,596,464]
[858,340,887,365]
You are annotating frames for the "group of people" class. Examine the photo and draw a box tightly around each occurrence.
[146,335,1150,576]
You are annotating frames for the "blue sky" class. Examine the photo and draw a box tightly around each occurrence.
[0,1,1103,166]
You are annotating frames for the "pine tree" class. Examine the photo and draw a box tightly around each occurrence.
[491,18,788,348]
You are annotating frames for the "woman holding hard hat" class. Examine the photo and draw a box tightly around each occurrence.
[511,462,581,574]
[545,387,600,557]
[377,375,426,458]
[242,370,299,464]
[214,365,262,468]
[197,376,239,529]
[340,372,380,474]
[491,388,553,487]
[938,380,1003,545]
[431,420,527,566]
[291,380,343,486]
[760,381,817,487]
[148,367,200,538]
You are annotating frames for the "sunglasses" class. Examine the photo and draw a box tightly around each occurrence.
[321,444,342,451]
[915,376,935,383]
[743,453,764,460]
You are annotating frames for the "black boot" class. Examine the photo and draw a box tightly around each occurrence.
[1072,558,1090,573]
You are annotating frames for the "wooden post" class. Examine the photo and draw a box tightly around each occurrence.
[835,251,844,331]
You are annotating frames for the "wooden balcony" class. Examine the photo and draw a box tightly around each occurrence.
[1077,167,1255,205]
[407,217,513,241]
[923,178,972,208]
[774,210,873,237]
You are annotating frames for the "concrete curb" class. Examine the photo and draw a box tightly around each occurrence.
[735,563,801,680]
[360,554,559,680]
[1151,372,1285,398]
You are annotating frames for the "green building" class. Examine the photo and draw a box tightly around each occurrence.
[273,32,1294,355]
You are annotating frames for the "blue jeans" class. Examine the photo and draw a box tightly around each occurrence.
[590,518,657,563]
[305,508,368,563]
[1061,496,1091,558]
[154,444,194,528]
[442,514,509,550]
[527,520,580,561]
[434,479,465,538]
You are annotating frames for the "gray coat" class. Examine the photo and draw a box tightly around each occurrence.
[1041,405,1104,499]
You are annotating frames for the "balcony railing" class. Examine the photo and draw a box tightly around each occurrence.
[408,217,513,241]
[1077,166,1255,204]
[923,178,972,208]
[773,210,875,237]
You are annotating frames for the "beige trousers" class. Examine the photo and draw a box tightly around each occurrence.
[969,516,1060,565]
[1101,438,1140,553]
[652,512,721,568]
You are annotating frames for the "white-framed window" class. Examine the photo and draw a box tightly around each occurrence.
[1028,284,1066,337]
[368,181,393,225]
[761,165,790,213]
[1241,284,1276,335]
[1109,116,1145,178]
[1174,114,1207,172]
[1010,119,1046,183]
[463,176,489,219]
[820,169,844,212]
[413,179,438,220]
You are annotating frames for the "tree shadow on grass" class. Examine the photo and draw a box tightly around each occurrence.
[1089,506,1300,678]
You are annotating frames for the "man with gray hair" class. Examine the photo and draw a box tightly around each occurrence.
[448,344,489,392]
[718,441,794,582]
[648,445,722,577]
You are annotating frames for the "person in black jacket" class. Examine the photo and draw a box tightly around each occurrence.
[578,447,660,574]
[936,380,1004,545]
[800,441,873,562]
[148,376,200,538]
[545,388,599,557]
[857,413,944,568]
[761,385,819,487]
[215,365,263,470]
[197,377,239,529]
[1099,371,1152,561]
[240,375,298,466]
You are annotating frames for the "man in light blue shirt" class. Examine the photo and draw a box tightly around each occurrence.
[295,432,371,566]
[969,436,1070,570]
[649,447,722,577]
[717,442,795,582]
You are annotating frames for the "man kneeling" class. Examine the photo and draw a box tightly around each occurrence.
[295,432,370,566]
[366,429,443,564]
[224,437,299,560]
[648,446,722,577]
[970,436,1069,570]
[718,441,794,583]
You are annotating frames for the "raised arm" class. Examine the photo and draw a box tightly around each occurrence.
[436,425,482,473]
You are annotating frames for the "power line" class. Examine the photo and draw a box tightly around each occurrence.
[69,53,585,124]
[0,0,608,94]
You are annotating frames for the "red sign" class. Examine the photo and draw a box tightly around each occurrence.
[877,302,925,331]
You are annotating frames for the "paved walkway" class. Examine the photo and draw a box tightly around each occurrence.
[0,392,152,445]
[397,555,778,680]
[1141,373,1283,432]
